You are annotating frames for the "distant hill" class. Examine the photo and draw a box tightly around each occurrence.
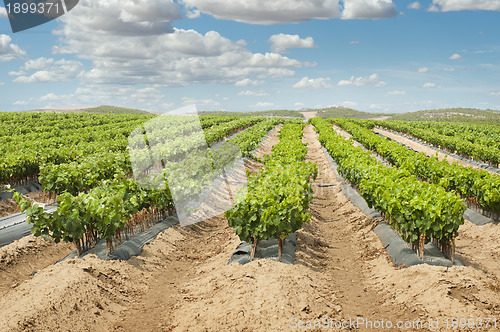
[199,110,304,118]
[80,105,152,115]
[318,106,392,120]
[22,105,152,115]
[318,106,500,124]
[388,108,500,124]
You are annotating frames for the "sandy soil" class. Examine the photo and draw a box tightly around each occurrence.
[374,127,498,175]
[0,235,74,298]
[0,125,498,331]
[0,191,56,218]
[0,199,20,218]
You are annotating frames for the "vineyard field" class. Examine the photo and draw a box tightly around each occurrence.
[0,111,499,331]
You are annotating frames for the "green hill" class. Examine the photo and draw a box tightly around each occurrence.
[318,106,391,120]
[81,105,152,115]
[388,108,500,124]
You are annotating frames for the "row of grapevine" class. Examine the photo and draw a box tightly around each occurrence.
[40,117,264,196]
[0,113,255,186]
[13,117,284,255]
[311,117,465,261]
[225,120,317,261]
[0,115,150,185]
[0,112,153,137]
[375,120,500,166]
[333,119,500,219]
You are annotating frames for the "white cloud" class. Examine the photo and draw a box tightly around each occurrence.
[341,0,398,19]
[295,102,305,107]
[386,90,406,95]
[182,0,340,25]
[408,2,421,9]
[40,93,59,102]
[349,40,360,44]
[0,35,26,62]
[449,53,462,60]
[0,82,4,86]
[237,90,269,96]
[181,96,221,108]
[293,77,332,89]
[14,100,28,105]
[254,102,274,107]
[341,101,358,108]
[0,7,7,18]
[54,2,303,86]
[418,67,429,73]
[443,67,456,71]
[186,9,201,18]
[427,4,440,11]
[490,91,500,96]
[12,58,84,83]
[55,0,180,36]
[423,82,436,88]
[337,73,385,87]
[268,34,316,53]
[43,86,166,109]
[235,78,264,87]
[430,0,500,12]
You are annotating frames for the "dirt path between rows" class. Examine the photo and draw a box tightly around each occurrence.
[374,127,498,175]
[300,125,424,324]
[300,111,317,122]
[0,189,73,299]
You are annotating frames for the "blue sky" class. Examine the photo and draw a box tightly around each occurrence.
[1,0,500,113]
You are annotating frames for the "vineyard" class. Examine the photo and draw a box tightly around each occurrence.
[0,110,499,331]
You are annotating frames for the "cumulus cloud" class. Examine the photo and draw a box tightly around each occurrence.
[449,53,462,60]
[39,93,60,101]
[418,67,429,73]
[54,0,181,36]
[408,2,421,9]
[292,77,332,89]
[237,90,269,96]
[443,67,456,71]
[268,34,316,53]
[46,86,167,111]
[423,82,436,88]
[235,78,264,87]
[341,101,358,107]
[181,96,221,108]
[53,1,304,86]
[186,9,201,18]
[490,91,500,96]
[0,7,7,18]
[12,57,84,83]
[349,40,360,44]
[386,90,406,95]
[337,73,386,87]
[182,0,340,25]
[430,0,500,12]
[253,102,274,108]
[0,35,26,62]
[341,0,398,19]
